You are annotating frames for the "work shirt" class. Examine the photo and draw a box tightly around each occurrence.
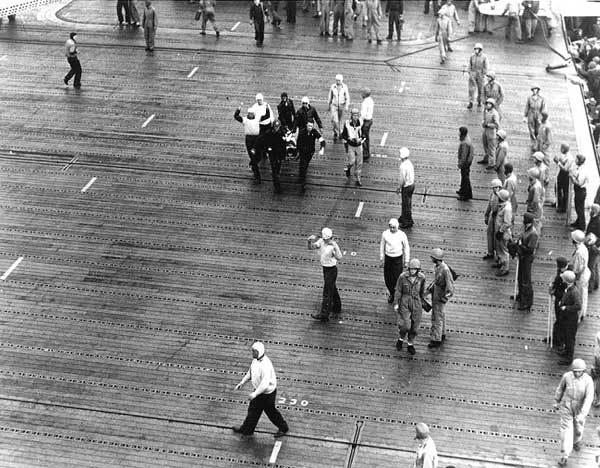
[485,191,499,223]
[64,38,77,58]
[328,83,350,109]
[526,180,543,218]
[295,105,323,131]
[571,243,590,280]
[554,371,594,418]
[429,262,454,304]
[571,164,588,188]
[399,159,414,188]
[482,108,499,131]
[495,202,512,235]
[234,109,260,136]
[537,121,552,152]
[503,173,518,214]
[518,225,538,257]
[396,272,426,315]
[469,52,488,75]
[438,3,459,23]
[297,127,325,154]
[495,141,508,171]
[557,151,574,174]
[380,229,410,261]
[360,96,374,120]
[341,118,363,145]
[457,136,474,168]
[314,238,343,267]
[414,436,438,468]
[484,81,504,106]
[243,354,277,396]
[524,94,546,118]
[142,5,157,28]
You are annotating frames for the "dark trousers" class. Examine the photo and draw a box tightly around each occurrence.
[269,151,284,192]
[388,11,402,39]
[333,7,344,34]
[384,255,403,298]
[573,185,586,230]
[117,0,131,23]
[589,247,599,291]
[458,165,473,199]
[239,390,288,435]
[517,255,534,308]
[286,0,296,23]
[399,184,414,226]
[254,21,265,44]
[298,151,313,185]
[553,304,563,348]
[245,135,261,181]
[556,170,569,212]
[362,119,372,158]
[321,266,341,317]
[561,315,578,361]
[65,57,82,87]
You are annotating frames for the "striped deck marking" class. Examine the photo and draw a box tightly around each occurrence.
[380,132,388,147]
[231,21,240,31]
[0,55,7,61]
[187,67,199,78]
[81,177,97,193]
[269,440,282,464]
[61,156,79,171]
[354,201,364,218]
[141,114,155,128]
[1,257,23,280]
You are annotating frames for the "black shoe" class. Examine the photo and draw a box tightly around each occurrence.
[396,339,403,350]
[482,254,494,260]
[428,341,441,349]
[311,313,329,322]
[344,166,350,178]
[407,344,416,355]
[447,46,453,52]
[73,84,81,89]
[467,102,473,110]
[441,334,446,342]
[355,180,362,187]
[387,294,394,304]
[324,32,330,36]
[377,40,382,44]
[517,304,531,311]
[477,101,482,108]
[274,429,288,438]
[496,270,509,277]
[232,426,253,435]
[63,78,69,85]
[216,30,220,38]
[200,31,206,35]
[477,159,488,165]
[386,35,392,40]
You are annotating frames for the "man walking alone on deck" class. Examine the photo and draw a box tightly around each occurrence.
[63,32,82,89]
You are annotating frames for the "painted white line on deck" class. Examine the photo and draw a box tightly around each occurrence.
[269,440,282,464]
[354,201,364,218]
[142,114,155,128]
[62,156,79,171]
[380,132,388,147]
[187,66,199,78]
[0,55,7,62]
[1,257,23,280]
[231,21,240,31]
[81,177,97,193]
